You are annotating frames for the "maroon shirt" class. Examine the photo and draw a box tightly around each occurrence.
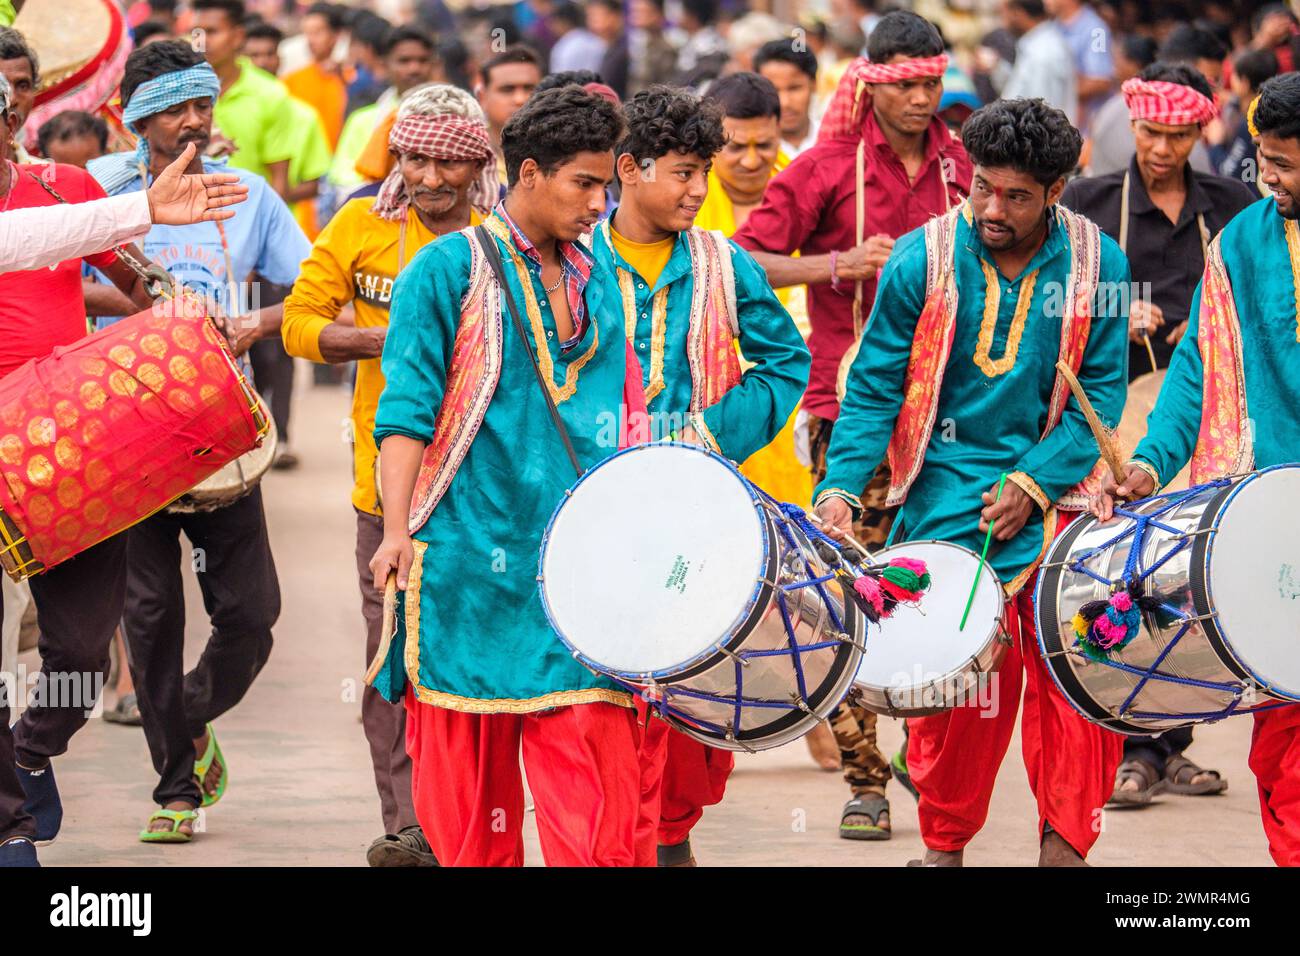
[733,112,972,420]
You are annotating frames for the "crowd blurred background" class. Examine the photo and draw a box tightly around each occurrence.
[3,0,1296,237]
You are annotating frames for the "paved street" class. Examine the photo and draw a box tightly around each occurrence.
[24,375,1272,867]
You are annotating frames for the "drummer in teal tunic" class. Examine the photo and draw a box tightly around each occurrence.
[815,100,1129,868]
[591,85,810,868]
[591,88,809,464]
[1097,74,1300,869]
[366,88,643,868]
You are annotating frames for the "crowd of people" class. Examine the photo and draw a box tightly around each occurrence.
[0,0,1298,869]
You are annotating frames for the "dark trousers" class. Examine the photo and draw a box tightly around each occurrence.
[355,510,417,834]
[122,487,279,807]
[249,337,295,444]
[1,536,127,840]
[1123,724,1195,772]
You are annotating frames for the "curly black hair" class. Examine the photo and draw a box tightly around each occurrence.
[121,39,207,111]
[536,70,604,93]
[501,86,624,187]
[1138,61,1214,100]
[961,99,1081,187]
[617,85,726,165]
[1253,72,1300,144]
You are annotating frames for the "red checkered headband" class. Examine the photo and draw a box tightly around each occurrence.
[1122,78,1220,127]
[817,54,949,143]
[373,113,497,222]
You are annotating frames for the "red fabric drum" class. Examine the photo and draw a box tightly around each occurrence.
[0,300,268,580]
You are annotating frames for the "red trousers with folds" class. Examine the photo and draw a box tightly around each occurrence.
[1249,703,1300,867]
[404,693,642,867]
[906,516,1125,858]
[635,704,734,864]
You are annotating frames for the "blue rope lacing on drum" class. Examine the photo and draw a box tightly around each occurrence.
[1063,478,1288,722]
[631,492,863,745]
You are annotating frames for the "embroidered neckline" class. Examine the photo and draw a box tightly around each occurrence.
[615,268,668,402]
[974,260,1039,377]
[481,215,598,404]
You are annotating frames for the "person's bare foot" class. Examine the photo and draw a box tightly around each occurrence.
[1039,830,1088,867]
[907,848,963,866]
[193,730,224,802]
[805,722,841,771]
[147,800,198,837]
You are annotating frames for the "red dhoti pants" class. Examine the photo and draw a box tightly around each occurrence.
[1248,703,1300,866]
[635,705,735,864]
[404,692,641,866]
[907,553,1124,858]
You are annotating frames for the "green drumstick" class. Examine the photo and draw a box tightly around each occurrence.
[960,472,1006,632]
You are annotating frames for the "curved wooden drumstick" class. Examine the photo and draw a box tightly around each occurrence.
[363,571,398,687]
[1055,359,1127,483]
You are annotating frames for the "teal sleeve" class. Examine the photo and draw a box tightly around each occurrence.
[1014,239,1130,500]
[812,233,927,507]
[373,234,469,445]
[1133,283,1205,485]
[698,243,810,462]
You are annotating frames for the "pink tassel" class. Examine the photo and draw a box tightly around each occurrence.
[887,557,928,576]
[853,575,885,616]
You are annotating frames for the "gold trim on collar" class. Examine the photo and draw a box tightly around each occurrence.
[1285,219,1300,344]
[616,268,668,402]
[480,215,599,404]
[974,260,1039,378]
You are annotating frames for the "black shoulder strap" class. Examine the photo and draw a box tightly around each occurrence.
[473,224,583,478]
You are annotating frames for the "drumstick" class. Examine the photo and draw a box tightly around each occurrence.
[1142,333,1158,375]
[808,510,875,562]
[1054,359,1127,484]
[960,472,1005,632]
[363,571,398,687]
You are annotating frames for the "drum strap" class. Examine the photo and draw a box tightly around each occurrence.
[473,224,583,478]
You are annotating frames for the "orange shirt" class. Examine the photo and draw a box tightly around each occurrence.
[284,62,347,149]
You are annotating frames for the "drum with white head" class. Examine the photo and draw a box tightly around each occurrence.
[539,443,864,751]
[851,540,1008,716]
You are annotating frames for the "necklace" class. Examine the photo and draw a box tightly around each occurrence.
[543,270,564,294]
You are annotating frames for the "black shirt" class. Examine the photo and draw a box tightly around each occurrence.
[1060,156,1256,379]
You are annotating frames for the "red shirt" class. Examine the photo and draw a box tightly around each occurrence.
[733,112,972,420]
[0,163,118,379]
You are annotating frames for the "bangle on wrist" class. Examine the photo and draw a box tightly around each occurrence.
[829,250,842,294]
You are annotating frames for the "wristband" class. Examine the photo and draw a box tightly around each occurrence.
[829,250,842,294]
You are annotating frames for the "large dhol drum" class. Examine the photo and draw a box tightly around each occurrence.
[0,303,269,581]
[539,443,864,752]
[1036,465,1300,734]
[852,540,1007,716]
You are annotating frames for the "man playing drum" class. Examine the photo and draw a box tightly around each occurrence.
[367,87,643,867]
[84,40,310,844]
[281,83,496,867]
[593,85,809,866]
[816,98,1130,866]
[1097,73,1300,868]
[0,66,169,867]
[1061,62,1256,808]
[733,11,973,840]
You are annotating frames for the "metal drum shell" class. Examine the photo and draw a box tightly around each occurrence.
[1036,472,1300,735]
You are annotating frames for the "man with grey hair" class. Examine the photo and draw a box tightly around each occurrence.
[281,83,494,866]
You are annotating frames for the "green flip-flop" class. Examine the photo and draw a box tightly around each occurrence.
[139,808,198,844]
[193,724,228,808]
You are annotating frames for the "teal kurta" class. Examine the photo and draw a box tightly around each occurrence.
[373,222,630,712]
[815,210,1130,590]
[1135,197,1300,482]
[591,221,811,462]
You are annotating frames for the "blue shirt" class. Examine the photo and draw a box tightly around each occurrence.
[86,156,310,329]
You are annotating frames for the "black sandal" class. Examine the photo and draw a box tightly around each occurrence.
[840,794,891,841]
[1107,758,1164,807]
[1164,754,1228,795]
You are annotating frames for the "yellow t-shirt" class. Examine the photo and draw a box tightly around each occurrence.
[609,226,675,288]
[282,197,482,515]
